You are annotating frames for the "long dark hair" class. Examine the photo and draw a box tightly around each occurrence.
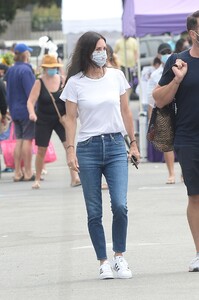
[65,31,106,84]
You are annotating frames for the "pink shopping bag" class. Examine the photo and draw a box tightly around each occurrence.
[32,140,57,164]
[1,123,16,168]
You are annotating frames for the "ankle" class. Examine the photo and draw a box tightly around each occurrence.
[114,253,123,258]
[100,259,108,265]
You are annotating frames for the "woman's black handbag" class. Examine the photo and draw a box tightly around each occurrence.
[147,101,176,152]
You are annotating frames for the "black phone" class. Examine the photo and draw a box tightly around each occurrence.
[130,155,138,169]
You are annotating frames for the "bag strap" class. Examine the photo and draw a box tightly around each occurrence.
[40,78,62,120]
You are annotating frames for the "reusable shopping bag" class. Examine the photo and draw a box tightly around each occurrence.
[32,140,57,163]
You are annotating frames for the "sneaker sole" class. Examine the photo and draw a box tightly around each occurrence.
[99,274,114,280]
[114,272,132,279]
[100,276,114,280]
[189,268,199,272]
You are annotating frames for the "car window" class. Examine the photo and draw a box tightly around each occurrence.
[30,46,42,57]
[139,36,172,68]
[147,39,164,57]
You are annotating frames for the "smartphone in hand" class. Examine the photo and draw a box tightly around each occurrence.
[130,155,138,169]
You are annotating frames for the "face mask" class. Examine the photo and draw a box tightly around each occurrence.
[47,68,57,76]
[161,54,171,65]
[92,50,107,67]
[182,45,190,51]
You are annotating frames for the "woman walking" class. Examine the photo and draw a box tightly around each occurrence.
[27,54,80,189]
[60,32,140,279]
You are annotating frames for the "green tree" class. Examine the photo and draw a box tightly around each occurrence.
[0,0,61,34]
[32,4,61,31]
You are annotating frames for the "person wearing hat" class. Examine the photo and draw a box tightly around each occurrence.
[4,43,36,182]
[147,42,177,184]
[27,54,81,189]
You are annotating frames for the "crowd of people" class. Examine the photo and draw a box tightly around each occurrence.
[1,9,199,279]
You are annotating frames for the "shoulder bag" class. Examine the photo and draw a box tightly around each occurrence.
[146,53,180,153]
[147,100,176,152]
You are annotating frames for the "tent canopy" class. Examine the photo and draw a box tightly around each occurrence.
[62,0,123,34]
[122,0,199,37]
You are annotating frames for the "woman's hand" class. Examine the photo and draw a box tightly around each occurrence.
[128,142,140,165]
[29,112,37,122]
[1,114,8,126]
[172,59,188,84]
[66,147,79,173]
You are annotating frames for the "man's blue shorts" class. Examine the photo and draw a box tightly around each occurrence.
[14,119,35,140]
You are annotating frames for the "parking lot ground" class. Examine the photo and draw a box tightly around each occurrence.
[1,130,199,299]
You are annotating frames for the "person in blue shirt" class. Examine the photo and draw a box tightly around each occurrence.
[5,43,36,182]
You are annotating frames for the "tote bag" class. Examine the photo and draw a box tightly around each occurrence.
[147,101,176,152]
[32,140,57,164]
[1,123,16,168]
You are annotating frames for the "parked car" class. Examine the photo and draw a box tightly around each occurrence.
[139,34,178,68]
[4,39,66,72]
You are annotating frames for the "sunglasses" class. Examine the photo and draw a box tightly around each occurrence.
[160,50,172,55]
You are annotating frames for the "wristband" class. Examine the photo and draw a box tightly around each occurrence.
[66,145,74,150]
[130,139,136,146]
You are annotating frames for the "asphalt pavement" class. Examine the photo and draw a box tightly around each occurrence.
[1,113,199,300]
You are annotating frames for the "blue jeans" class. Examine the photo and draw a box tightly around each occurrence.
[77,133,128,260]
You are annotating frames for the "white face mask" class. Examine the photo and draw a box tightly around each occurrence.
[92,50,107,67]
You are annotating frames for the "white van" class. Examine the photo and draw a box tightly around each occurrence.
[4,39,66,72]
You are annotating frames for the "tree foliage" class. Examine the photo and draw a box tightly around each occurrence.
[16,0,61,8]
[0,0,61,34]
[32,4,61,31]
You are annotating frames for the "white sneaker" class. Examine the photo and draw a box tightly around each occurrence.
[112,256,132,279]
[99,261,114,280]
[189,256,199,272]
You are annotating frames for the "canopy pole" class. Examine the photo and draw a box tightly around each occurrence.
[137,37,148,162]
[123,38,130,82]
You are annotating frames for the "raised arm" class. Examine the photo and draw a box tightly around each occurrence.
[153,59,188,108]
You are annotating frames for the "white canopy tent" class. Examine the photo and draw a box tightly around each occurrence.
[62,0,123,55]
[62,0,123,33]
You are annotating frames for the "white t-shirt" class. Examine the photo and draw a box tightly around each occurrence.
[136,66,155,105]
[60,68,130,142]
[147,64,163,108]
